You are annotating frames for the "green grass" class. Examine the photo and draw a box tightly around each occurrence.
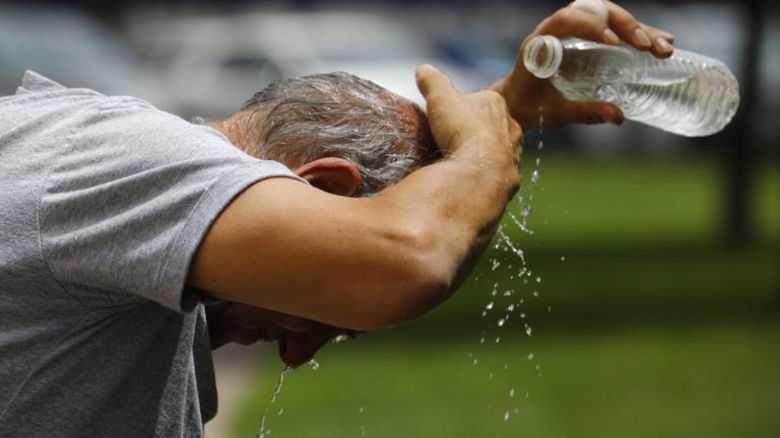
[402,155,779,331]
[512,154,778,247]
[233,321,780,438]
[226,155,779,437]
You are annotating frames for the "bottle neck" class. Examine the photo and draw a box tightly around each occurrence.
[523,35,563,79]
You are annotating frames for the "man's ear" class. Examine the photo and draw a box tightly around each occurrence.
[294,157,364,197]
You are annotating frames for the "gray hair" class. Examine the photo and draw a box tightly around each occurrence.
[238,72,437,195]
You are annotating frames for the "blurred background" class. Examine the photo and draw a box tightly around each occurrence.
[3,0,777,437]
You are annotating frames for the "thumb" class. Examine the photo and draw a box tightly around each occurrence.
[416,64,454,100]
[566,101,624,125]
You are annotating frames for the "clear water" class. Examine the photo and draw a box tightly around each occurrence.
[472,108,550,426]
[530,37,740,137]
[255,108,551,434]
[257,366,291,438]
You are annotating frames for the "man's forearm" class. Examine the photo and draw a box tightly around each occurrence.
[190,67,521,331]
[373,140,519,299]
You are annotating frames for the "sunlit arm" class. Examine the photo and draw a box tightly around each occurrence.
[188,65,521,331]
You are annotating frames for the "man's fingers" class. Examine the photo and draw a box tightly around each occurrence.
[278,325,337,368]
[539,7,617,46]
[415,64,454,100]
[507,117,523,166]
[605,1,674,57]
[644,24,675,44]
[642,25,675,58]
[569,0,608,20]
[603,1,651,49]
[565,101,624,125]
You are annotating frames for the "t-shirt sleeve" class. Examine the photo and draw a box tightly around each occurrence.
[39,98,302,312]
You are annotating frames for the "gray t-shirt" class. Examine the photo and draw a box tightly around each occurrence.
[0,71,300,437]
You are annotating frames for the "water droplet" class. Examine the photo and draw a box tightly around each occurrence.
[560,256,566,262]
[359,407,365,414]
[504,411,511,421]
[527,353,534,360]
[495,336,501,344]
[308,359,320,371]
[277,408,284,416]
[520,313,526,319]
[485,302,494,310]
[531,169,540,184]
[510,388,516,398]
[525,325,533,337]
[489,372,494,379]
[535,276,542,283]
[479,337,485,344]
[506,304,515,312]
[497,318,506,327]
[473,358,479,365]
[491,259,501,271]
[533,291,539,297]
[332,334,350,344]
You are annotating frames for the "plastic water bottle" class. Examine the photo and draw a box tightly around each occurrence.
[522,35,740,137]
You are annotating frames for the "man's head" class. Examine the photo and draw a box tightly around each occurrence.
[211,72,439,197]
[207,73,439,366]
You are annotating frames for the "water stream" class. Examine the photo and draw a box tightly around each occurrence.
[254,107,550,435]
[257,366,291,438]
[474,107,548,424]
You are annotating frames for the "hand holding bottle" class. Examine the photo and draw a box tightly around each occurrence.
[490,0,676,129]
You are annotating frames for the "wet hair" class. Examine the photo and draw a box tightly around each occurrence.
[238,72,438,195]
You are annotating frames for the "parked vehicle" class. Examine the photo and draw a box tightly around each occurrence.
[131,12,480,118]
[0,6,170,109]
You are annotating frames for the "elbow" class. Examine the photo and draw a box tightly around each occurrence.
[351,225,454,332]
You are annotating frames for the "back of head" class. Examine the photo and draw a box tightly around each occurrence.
[235,72,438,195]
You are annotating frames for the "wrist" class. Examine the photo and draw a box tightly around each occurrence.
[449,140,519,182]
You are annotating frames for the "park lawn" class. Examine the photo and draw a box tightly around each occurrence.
[229,156,778,437]
[232,320,780,438]
[396,155,779,331]
[508,153,779,248]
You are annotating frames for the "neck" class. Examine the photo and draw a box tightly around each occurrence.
[209,118,243,148]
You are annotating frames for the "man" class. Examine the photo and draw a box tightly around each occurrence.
[0,2,673,436]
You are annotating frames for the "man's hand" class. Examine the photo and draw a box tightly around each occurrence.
[418,64,521,168]
[491,0,676,129]
[206,302,343,368]
[190,66,521,332]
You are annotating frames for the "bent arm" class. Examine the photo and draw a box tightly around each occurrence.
[189,154,517,331]
[189,66,521,331]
